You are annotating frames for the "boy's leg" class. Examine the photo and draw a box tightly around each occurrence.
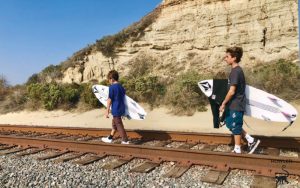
[242,130,254,143]
[234,135,241,146]
[101,119,117,143]
[225,110,243,153]
[111,129,116,136]
[242,129,260,154]
[110,119,117,138]
[113,117,128,142]
[107,119,117,139]
[233,134,242,153]
[108,129,116,139]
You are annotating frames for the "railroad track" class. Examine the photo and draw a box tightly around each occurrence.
[0,124,299,187]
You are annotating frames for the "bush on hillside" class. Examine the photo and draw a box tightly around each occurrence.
[246,59,300,101]
[4,85,27,113]
[164,71,208,116]
[121,76,166,108]
[80,83,101,109]
[60,83,81,110]
[26,73,41,85]
[95,32,127,58]
[27,83,84,111]
[127,55,157,78]
[26,83,45,109]
[41,83,63,110]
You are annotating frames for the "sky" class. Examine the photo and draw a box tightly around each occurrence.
[0,0,162,85]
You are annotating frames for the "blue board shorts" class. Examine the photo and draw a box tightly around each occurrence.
[225,110,244,135]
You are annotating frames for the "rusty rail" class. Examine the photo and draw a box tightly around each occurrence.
[0,135,299,177]
[0,124,299,149]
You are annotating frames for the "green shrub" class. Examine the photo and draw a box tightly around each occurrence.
[26,82,102,111]
[80,83,100,109]
[246,59,300,101]
[27,83,63,110]
[41,83,63,110]
[26,73,40,85]
[96,34,126,58]
[164,71,208,116]
[61,84,81,109]
[26,83,45,109]
[121,76,166,107]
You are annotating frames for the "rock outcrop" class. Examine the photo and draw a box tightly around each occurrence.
[61,0,299,83]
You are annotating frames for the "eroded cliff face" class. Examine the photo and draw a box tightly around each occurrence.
[62,0,298,83]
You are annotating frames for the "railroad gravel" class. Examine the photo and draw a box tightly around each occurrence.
[165,141,184,148]
[0,149,299,187]
[213,144,232,152]
[279,149,299,158]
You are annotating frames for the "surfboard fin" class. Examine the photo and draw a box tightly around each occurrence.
[125,115,132,120]
[282,121,294,132]
[138,113,145,120]
[92,86,99,93]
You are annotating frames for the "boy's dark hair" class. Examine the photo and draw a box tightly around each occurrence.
[107,70,119,81]
[226,47,243,63]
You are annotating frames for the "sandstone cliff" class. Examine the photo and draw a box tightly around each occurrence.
[60,0,299,83]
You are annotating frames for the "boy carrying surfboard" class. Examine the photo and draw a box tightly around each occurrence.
[219,47,260,154]
[101,70,129,144]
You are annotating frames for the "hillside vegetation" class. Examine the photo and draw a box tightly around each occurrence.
[0,59,299,115]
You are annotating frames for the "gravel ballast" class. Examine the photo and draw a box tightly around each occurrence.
[0,149,299,187]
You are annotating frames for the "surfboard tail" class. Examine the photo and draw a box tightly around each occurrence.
[138,113,145,120]
[125,115,132,120]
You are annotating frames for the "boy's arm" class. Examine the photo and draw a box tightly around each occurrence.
[105,98,112,118]
[219,85,236,112]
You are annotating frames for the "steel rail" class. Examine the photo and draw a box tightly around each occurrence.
[0,124,299,149]
[0,135,299,177]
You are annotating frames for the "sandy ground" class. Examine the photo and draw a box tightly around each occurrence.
[0,103,299,137]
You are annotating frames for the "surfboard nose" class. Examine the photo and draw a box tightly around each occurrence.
[92,85,98,93]
[198,80,213,97]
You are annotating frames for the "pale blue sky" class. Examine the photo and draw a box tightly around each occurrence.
[0,0,161,85]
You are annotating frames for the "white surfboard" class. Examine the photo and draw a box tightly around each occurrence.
[92,85,147,120]
[198,79,298,123]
